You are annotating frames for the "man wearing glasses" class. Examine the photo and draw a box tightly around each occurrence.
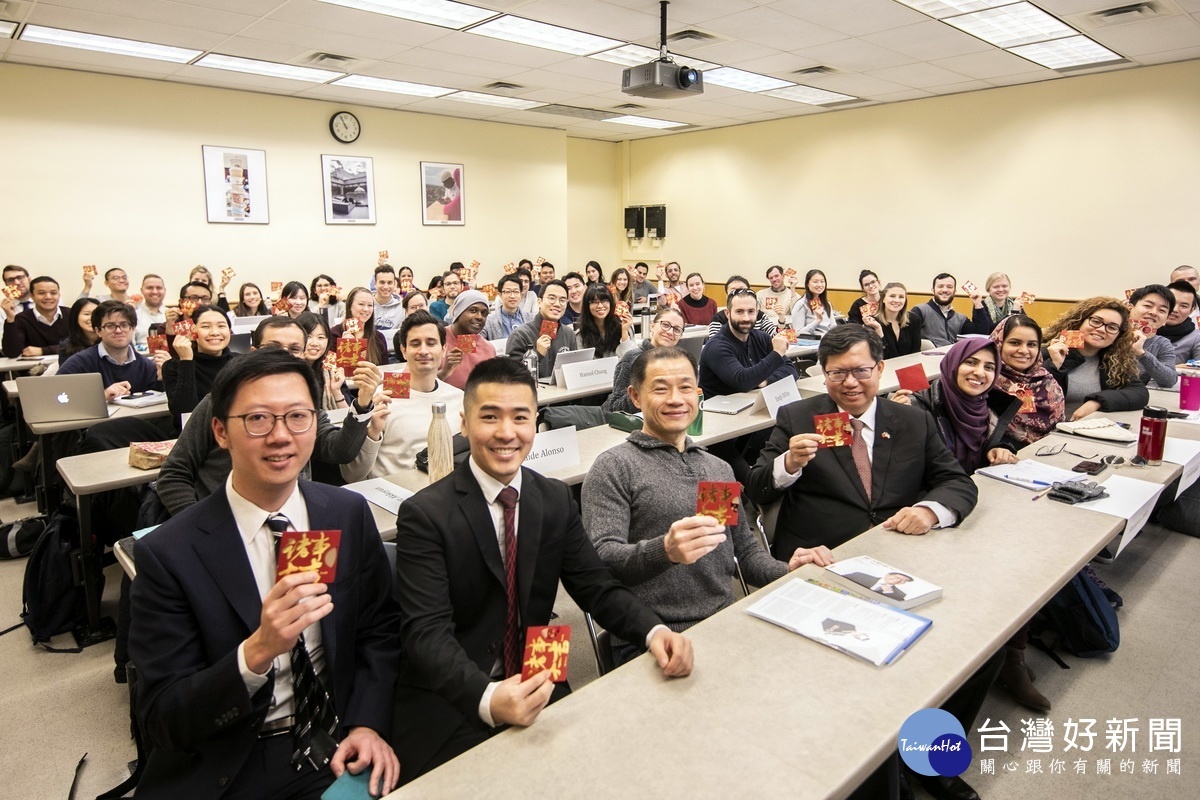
[130,348,401,798]
[482,274,527,340]
[748,324,977,556]
[59,300,161,397]
[156,317,379,516]
[504,280,578,380]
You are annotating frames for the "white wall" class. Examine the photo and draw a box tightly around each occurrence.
[0,64,569,295]
[566,137,622,278]
[620,60,1200,298]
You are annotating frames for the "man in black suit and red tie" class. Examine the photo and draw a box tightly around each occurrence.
[129,349,401,799]
[391,357,694,784]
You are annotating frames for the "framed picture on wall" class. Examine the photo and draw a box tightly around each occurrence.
[201,145,269,224]
[421,161,464,226]
[322,154,376,225]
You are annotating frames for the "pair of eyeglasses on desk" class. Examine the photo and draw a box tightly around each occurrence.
[1034,443,1147,467]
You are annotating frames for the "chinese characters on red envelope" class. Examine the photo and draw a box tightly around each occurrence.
[539,320,558,339]
[814,411,853,448]
[336,338,365,369]
[696,481,740,526]
[174,319,197,341]
[147,334,168,354]
[456,334,477,354]
[383,372,411,399]
[1061,330,1085,348]
[521,625,570,682]
[275,530,341,584]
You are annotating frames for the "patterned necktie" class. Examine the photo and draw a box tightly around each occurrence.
[849,419,872,501]
[496,487,521,678]
[267,514,341,770]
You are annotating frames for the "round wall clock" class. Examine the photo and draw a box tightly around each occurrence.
[329,111,361,143]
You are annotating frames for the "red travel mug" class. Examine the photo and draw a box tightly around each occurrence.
[1138,406,1167,466]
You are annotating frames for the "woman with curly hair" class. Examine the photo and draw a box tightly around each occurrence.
[1043,296,1148,420]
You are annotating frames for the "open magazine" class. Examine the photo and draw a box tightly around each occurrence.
[746,578,932,667]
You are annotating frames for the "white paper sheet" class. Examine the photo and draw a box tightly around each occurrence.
[1074,475,1165,557]
[1162,438,1200,500]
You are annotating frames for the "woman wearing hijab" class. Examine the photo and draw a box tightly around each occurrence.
[990,314,1067,447]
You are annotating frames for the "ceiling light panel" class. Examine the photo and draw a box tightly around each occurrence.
[604,115,687,129]
[589,44,721,71]
[1008,36,1123,69]
[0,21,17,39]
[444,91,545,109]
[333,74,454,96]
[195,54,344,83]
[892,0,1015,20]
[18,25,202,63]
[315,0,496,30]
[703,67,794,92]
[467,15,622,56]
[943,3,1078,48]
[763,84,858,105]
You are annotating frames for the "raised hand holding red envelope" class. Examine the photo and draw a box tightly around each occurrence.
[383,372,411,399]
[275,530,341,583]
[1061,330,1085,348]
[895,364,930,392]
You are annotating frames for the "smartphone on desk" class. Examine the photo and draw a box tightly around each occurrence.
[1071,460,1107,476]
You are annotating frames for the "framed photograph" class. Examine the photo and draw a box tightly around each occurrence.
[201,145,269,224]
[322,154,376,225]
[421,161,464,226]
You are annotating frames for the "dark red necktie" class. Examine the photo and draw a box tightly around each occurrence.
[497,487,521,678]
[850,419,872,501]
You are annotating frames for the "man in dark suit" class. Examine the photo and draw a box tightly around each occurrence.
[129,349,401,799]
[392,357,693,784]
[748,324,978,559]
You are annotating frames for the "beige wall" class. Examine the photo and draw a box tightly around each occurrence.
[620,60,1200,300]
[565,138,621,278]
[0,63,568,295]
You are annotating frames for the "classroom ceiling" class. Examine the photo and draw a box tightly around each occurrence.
[2,0,1199,141]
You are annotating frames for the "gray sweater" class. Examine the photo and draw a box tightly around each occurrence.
[155,393,370,516]
[581,431,786,632]
[504,313,579,378]
[1139,335,1178,389]
[601,340,651,414]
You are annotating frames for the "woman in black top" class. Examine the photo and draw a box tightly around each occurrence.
[847,269,882,325]
[162,305,233,431]
[58,297,100,366]
[863,282,920,357]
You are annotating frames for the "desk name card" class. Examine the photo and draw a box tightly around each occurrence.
[561,357,618,391]
[523,426,580,475]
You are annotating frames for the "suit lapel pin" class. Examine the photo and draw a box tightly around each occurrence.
[881,431,891,439]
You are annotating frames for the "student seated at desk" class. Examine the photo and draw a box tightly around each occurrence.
[1159,280,1200,364]
[846,269,882,326]
[630,261,652,303]
[789,268,837,338]
[698,287,795,398]
[58,297,99,366]
[162,304,233,431]
[758,265,798,324]
[481,274,527,341]
[908,272,973,347]
[342,312,463,481]
[989,315,1065,447]
[231,282,267,318]
[601,306,685,414]
[583,346,832,665]
[60,300,163,398]
[330,287,388,367]
[705,274,777,341]
[391,357,693,784]
[862,282,921,358]
[1126,284,1178,389]
[155,317,379,516]
[298,311,347,411]
[2,275,69,358]
[576,283,636,359]
[505,280,578,380]
[440,290,496,390]
[676,272,716,327]
[1043,296,1149,420]
[560,272,586,326]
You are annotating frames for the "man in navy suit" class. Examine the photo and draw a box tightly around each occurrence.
[392,357,694,783]
[129,349,401,799]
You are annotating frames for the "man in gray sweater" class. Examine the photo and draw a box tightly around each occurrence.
[155,317,379,515]
[504,279,578,379]
[581,346,832,665]
[1128,284,1178,388]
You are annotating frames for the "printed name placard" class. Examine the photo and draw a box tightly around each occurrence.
[561,357,618,391]
[343,477,414,515]
[1163,438,1200,500]
[761,375,802,419]
[523,426,580,475]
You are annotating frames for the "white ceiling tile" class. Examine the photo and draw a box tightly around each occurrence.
[163,0,285,13]
[733,50,824,74]
[598,0,760,25]
[36,0,258,35]
[266,0,455,47]
[6,46,185,77]
[168,68,313,95]
[795,37,919,71]
[714,91,809,112]
[1035,0,1131,14]
[678,39,778,64]
[25,5,230,49]
[501,0,661,42]
[702,7,848,51]
[538,54,627,82]
[985,70,1055,86]
[385,47,526,80]
[207,36,313,63]
[798,72,915,97]
[1133,43,1200,62]
[931,48,1047,78]
[235,18,410,62]
[519,86,593,104]
[862,20,994,60]
[506,67,614,94]
[291,84,415,109]
[342,61,464,90]
[1088,15,1200,56]
[866,61,972,88]
[923,78,994,94]
[406,97,509,118]
[1179,0,1200,11]
[872,87,935,101]
[423,28,575,68]
[767,0,930,37]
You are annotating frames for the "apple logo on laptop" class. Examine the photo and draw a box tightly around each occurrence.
[57,392,69,404]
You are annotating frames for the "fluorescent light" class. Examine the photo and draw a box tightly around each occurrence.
[589,44,721,71]
[443,91,545,110]
[892,0,1014,20]
[603,115,687,129]
[1009,36,1123,69]
[332,74,454,96]
[762,84,857,105]
[943,2,1077,48]
[467,15,622,56]
[0,21,18,39]
[195,54,344,83]
[703,67,793,92]
[18,24,201,63]
[315,0,495,30]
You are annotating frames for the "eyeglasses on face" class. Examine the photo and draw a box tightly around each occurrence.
[824,365,878,383]
[100,322,132,332]
[259,341,306,357]
[228,409,317,436]
[1083,316,1122,336]
[656,320,684,336]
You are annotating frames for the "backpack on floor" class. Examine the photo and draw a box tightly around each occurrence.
[1031,565,1121,662]
[17,507,104,650]
[0,516,47,559]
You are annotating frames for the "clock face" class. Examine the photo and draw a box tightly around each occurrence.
[330,112,360,143]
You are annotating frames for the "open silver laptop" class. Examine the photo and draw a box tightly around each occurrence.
[16,373,111,425]
[544,347,596,386]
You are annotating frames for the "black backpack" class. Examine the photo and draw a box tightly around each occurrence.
[17,507,104,650]
[1031,565,1121,663]
[0,516,46,559]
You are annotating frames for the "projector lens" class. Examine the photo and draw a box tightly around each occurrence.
[677,67,697,88]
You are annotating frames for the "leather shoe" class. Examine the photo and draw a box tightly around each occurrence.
[917,774,980,800]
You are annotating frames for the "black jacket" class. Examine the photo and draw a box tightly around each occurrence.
[907,382,1023,473]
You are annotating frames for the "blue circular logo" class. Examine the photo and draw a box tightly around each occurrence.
[897,708,972,777]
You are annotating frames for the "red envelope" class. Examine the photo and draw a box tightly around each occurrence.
[865,302,879,317]
[470,259,481,269]
[378,250,389,264]
[275,530,341,584]
[896,364,931,392]
[2,284,22,301]
[456,333,478,354]
[383,371,411,399]
[478,284,498,302]
[174,319,197,341]
[784,268,798,287]
[322,352,337,372]
[814,411,853,448]
[503,262,517,274]
[83,264,97,278]
[539,320,558,339]
[535,256,546,266]
[179,298,198,317]
[147,334,168,354]
[1124,288,1135,301]
[521,625,571,682]
[270,281,283,295]
[1014,385,1035,414]
[221,267,236,280]
[696,481,741,526]
[129,293,144,305]
[763,296,777,311]
[658,292,676,306]
[782,328,798,344]
[344,317,361,336]
[615,301,630,318]
[1019,292,1036,306]
[655,264,666,280]
[1062,330,1085,348]
[399,278,411,292]
[1141,322,1155,337]
[272,297,290,314]
[336,338,365,369]
[809,297,822,313]
[962,280,977,294]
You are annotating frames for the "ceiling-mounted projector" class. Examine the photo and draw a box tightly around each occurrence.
[621,1,703,100]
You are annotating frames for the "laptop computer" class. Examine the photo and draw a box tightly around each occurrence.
[701,394,756,415]
[679,334,705,363]
[541,347,596,386]
[16,373,111,425]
